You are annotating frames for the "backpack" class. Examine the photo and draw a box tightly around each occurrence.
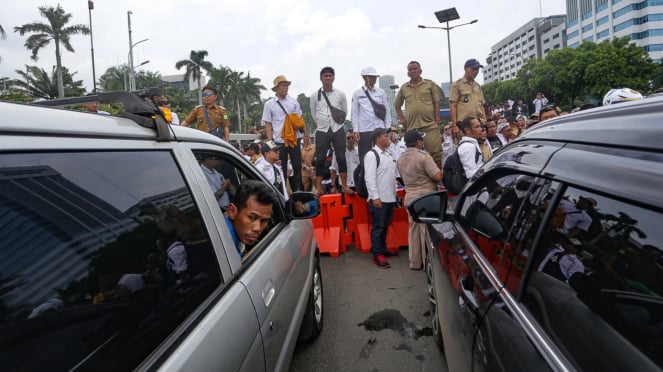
[442,139,480,194]
[353,149,380,198]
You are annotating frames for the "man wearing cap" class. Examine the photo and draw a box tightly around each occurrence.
[449,59,486,138]
[395,61,443,167]
[532,92,549,115]
[262,75,309,192]
[496,121,511,146]
[182,86,230,141]
[539,104,559,123]
[397,130,442,270]
[365,128,398,268]
[310,67,351,195]
[85,100,110,115]
[351,66,391,161]
[254,141,289,200]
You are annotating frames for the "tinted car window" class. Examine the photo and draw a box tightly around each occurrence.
[0,151,222,370]
[525,187,663,370]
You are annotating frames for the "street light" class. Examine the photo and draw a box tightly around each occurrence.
[418,7,478,86]
[127,11,148,91]
[88,1,97,93]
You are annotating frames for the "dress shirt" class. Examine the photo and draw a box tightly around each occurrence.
[364,145,397,202]
[331,147,360,187]
[254,157,289,200]
[351,86,391,132]
[310,88,348,133]
[457,137,484,179]
[262,95,302,143]
[201,164,229,208]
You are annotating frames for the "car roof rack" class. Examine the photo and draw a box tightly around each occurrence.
[30,88,174,141]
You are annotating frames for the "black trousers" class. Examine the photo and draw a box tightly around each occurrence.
[315,128,347,176]
[279,139,303,192]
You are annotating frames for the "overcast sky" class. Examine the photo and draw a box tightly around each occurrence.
[1,0,566,99]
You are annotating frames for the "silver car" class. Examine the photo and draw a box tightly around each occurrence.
[0,91,323,371]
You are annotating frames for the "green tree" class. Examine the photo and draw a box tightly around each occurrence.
[0,24,5,63]
[98,65,130,91]
[175,50,213,105]
[14,5,90,99]
[297,93,314,134]
[208,65,233,107]
[135,70,163,90]
[14,64,85,99]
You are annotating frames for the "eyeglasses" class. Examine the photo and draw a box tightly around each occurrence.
[202,92,215,98]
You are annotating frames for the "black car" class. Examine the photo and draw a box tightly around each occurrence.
[409,96,663,371]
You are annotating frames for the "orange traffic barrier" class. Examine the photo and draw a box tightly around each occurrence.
[345,193,372,253]
[386,189,409,252]
[312,193,350,257]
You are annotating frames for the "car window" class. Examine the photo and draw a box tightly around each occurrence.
[193,150,284,260]
[524,187,663,370]
[0,151,222,371]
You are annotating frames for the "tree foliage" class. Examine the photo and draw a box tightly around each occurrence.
[14,5,89,99]
[488,37,659,110]
[175,50,213,105]
[14,64,85,98]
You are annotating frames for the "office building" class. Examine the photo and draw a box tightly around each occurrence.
[565,0,663,62]
[378,75,399,125]
[484,15,567,83]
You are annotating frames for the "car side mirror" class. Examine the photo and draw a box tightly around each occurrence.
[287,192,320,219]
[466,201,507,240]
[406,191,448,224]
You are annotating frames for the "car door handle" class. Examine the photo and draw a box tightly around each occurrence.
[262,280,275,308]
[458,276,479,317]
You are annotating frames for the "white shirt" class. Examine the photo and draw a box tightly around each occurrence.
[261,95,302,143]
[331,146,360,187]
[310,88,348,133]
[167,241,188,275]
[171,111,180,125]
[457,137,483,179]
[441,134,456,167]
[351,86,391,133]
[201,164,230,208]
[533,97,549,113]
[557,199,592,234]
[388,141,403,178]
[364,145,397,202]
[537,245,585,282]
[255,157,289,200]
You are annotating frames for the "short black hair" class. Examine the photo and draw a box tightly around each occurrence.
[460,117,477,133]
[202,86,217,94]
[320,66,335,76]
[540,104,557,115]
[408,61,421,68]
[233,180,279,211]
[371,127,388,143]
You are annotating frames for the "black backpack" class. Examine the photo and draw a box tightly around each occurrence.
[353,149,380,198]
[443,140,480,194]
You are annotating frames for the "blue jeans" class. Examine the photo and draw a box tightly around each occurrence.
[369,201,395,256]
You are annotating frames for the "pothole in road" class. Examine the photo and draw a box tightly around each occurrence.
[357,309,433,339]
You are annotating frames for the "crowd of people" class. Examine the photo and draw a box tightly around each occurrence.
[142,59,645,270]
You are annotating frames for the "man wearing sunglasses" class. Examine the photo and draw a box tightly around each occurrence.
[182,86,230,141]
[449,59,486,140]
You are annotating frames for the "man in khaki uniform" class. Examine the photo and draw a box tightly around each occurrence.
[395,61,443,167]
[182,86,231,141]
[450,58,486,140]
[396,130,442,270]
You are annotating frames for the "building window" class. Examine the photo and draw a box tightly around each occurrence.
[583,36,595,42]
[582,23,594,32]
[645,44,663,52]
[553,43,561,49]
[568,30,580,39]
[598,29,610,39]
[553,33,560,39]
[633,29,663,39]
[570,41,580,48]
[596,16,609,27]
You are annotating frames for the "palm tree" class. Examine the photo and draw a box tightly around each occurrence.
[14,5,89,99]
[0,24,6,63]
[135,70,163,90]
[208,65,233,107]
[98,65,131,92]
[175,50,213,105]
[15,64,85,99]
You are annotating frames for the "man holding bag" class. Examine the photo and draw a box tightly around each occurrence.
[262,75,310,192]
[351,67,391,160]
[310,66,352,195]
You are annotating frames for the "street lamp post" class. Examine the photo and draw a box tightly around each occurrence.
[127,12,149,91]
[88,1,97,93]
[418,7,478,87]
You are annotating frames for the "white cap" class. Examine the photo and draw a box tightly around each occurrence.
[360,66,379,77]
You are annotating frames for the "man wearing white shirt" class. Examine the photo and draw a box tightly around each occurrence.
[351,67,391,160]
[364,128,398,268]
[458,117,484,179]
[200,154,234,210]
[330,132,360,189]
[254,141,289,200]
[532,92,549,114]
[310,66,352,195]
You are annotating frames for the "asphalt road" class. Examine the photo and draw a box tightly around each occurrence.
[290,248,448,372]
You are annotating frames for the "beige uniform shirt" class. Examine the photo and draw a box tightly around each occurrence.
[395,79,441,130]
[184,104,230,132]
[397,148,440,203]
[450,77,486,123]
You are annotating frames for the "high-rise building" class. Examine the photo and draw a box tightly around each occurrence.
[565,0,663,62]
[484,15,567,84]
[378,75,399,125]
